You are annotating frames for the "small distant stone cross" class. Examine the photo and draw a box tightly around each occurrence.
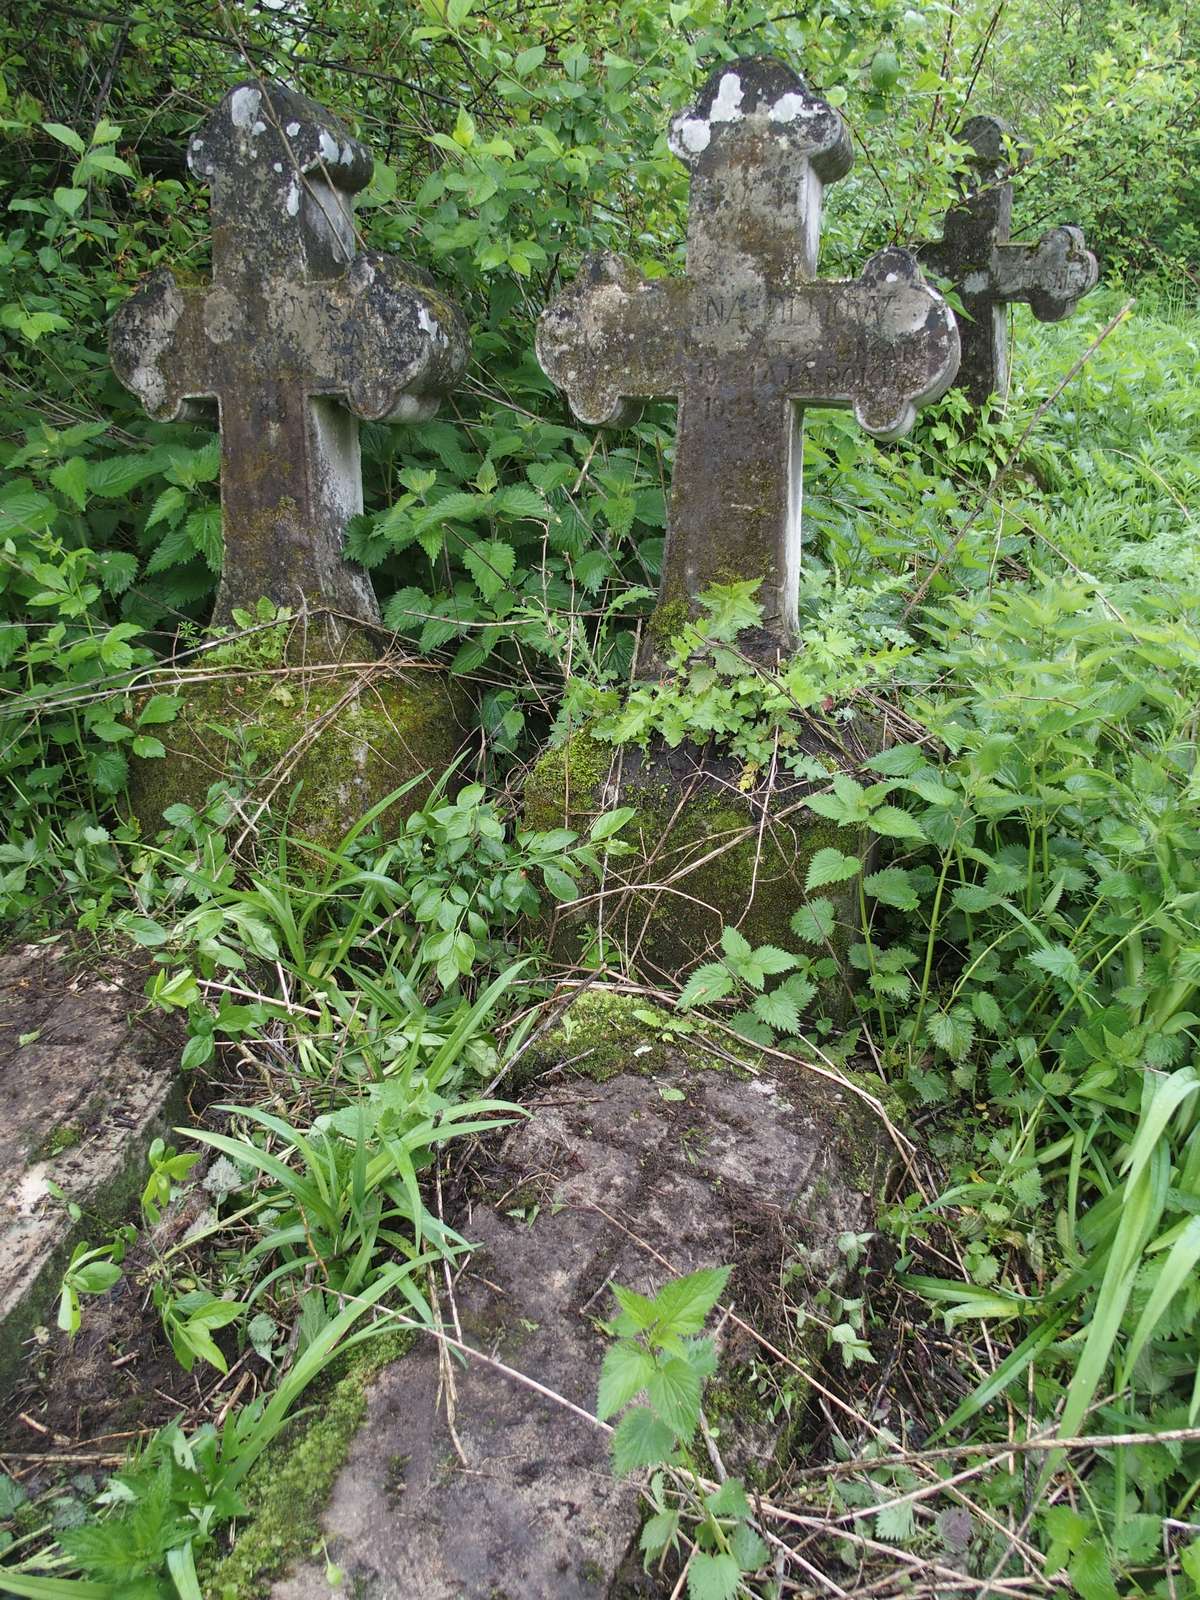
[919,115,1098,408]
[111,80,468,634]
[536,57,959,665]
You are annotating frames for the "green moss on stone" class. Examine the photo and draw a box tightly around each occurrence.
[129,640,465,848]
[30,1122,83,1161]
[523,730,862,986]
[204,1330,412,1599]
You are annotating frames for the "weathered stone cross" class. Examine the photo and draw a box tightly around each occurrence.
[919,115,1098,407]
[537,57,959,665]
[111,80,467,635]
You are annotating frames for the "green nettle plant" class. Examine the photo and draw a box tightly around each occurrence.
[572,579,911,783]
[599,1266,770,1598]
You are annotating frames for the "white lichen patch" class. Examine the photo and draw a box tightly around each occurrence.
[286,120,302,137]
[285,179,300,217]
[963,269,991,294]
[319,130,339,165]
[230,85,262,129]
[767,90,820,123]
[672,71,745,155]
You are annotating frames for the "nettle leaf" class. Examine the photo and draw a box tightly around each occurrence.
[610,1405,676,1475]
[805,847,860,891]
[597,1342,656,1420]
[98,551,138,595]
[867,804,925,841]
[1027,945,1081,984]
[185,505,223,572]
[646,1355,701,1437]
[876,1499,916,1542]
[494,483,548,520]
[88,748,128,794]
[791,898,835,943]
[462,539,516,602]
[952,883,1003,913]
[927,1007,976,1063]
[49,455,88,510]
[752,988,801,1035]
[87,453,161,497]
[687,1551,742,1600]
[147,520,195,574]
[678,962,733,1011]
[146,486,185,531]
[652,1266,730,1336]
[863,867,919,910]
[971,990,1004,1030]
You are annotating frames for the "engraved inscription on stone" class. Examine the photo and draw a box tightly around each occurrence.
[110,80,469,637]
[537,56,960,666]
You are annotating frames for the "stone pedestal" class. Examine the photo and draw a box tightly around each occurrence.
[523,728,868,992]
[129,644,467,847]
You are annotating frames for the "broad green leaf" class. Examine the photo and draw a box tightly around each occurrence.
[791,898,835,943]
[863,866,919,909]
[610,1405,676,1474]
[462,539,516,602]
[867,804,925,841]
[687,1551,741,1600]
[597,1342,656,1419]
[49,455,87,510]
[646,1355,701,1436]
[804,847,860,890]
[752,988,801,1034]
[42,120,86,153]
[515,44,546,75]
[138,693,182,725]
[677,962,733,1011]
[652,1266,731,1336]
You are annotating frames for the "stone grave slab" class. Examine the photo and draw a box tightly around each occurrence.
[537,55,959,666]
[0,941,186,1397]
[268,1010,890,1600]
[919,115,1098,409]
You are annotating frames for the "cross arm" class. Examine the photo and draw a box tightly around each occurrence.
[990,226,1099,322]
[109,269,218,422]
[314,254,469,421]
[794,248,960,440]
[536,254,688,427]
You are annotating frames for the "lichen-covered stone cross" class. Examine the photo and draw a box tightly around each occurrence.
[919,115,1098,407]
[111,81,468,633]
[537,57,959,664]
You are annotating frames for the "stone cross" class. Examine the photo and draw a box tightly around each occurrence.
[536,57,959,665]
[110,80,468,635]
[919,115,1098,408]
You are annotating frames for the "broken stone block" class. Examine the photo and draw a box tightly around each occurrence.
[264,997,891,1600]
[0,942,186,1398]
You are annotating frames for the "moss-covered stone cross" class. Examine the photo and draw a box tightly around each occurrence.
[110,80,468,634]
[919,115,1098,408]
[536,57,959,665]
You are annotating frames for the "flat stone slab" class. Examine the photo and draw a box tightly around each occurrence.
[271,1036,890,1599]
[0,941,185,1396]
